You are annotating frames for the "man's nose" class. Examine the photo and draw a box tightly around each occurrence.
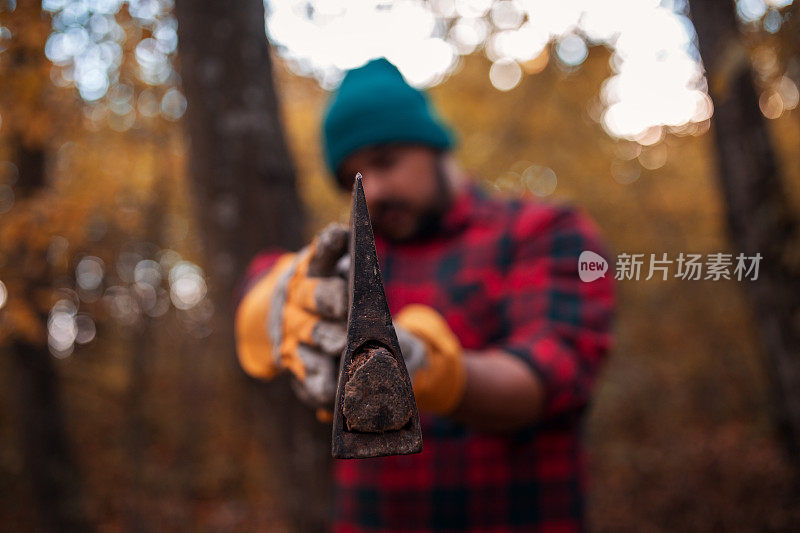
[358,171,389,204]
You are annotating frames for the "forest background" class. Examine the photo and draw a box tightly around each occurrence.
[2,0,800,530]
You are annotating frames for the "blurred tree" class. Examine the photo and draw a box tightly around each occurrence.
[689,0,800,474]
[0,1,89,530]
[173,0,330,530]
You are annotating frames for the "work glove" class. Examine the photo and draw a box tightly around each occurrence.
[394,304,467,416]
[235,224,349,412]
[236,226,466,417]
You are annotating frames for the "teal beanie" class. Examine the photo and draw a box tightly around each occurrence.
[322,58,455,177]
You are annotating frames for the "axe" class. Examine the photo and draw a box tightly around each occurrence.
[331,173,423,459]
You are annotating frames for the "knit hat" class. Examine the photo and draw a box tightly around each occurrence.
[322,58,455,178]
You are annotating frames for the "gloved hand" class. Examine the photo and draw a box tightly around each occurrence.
[235,224,349,412]
[394,304,466,415]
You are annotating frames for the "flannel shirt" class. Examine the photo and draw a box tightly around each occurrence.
[241,184,615,532]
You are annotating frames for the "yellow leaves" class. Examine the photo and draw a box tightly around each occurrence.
[0,3,80,147]
[0,194,89,257]
[0,192,94,323]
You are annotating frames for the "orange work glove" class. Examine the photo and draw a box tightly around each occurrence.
[235,224,348,410]
[394,304,466,416]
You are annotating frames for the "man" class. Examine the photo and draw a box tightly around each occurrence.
[235,57,614,531]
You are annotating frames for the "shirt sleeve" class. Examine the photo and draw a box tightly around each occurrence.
[495,204,615,419]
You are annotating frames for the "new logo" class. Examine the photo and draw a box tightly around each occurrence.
[578,251,608,282]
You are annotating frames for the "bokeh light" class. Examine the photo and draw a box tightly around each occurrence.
[42,0,185,124]
[638,143,668,170]
[0,25,11,53]
[523,165,557,196]
[0,280,7,310]
[160,87,187,121]
[264,0,721,141]
[169,261,207,311]
[37,1,797,139]
[76,256,105,291]
[737,0,768,21]
[42,241,213,356]
[48,298,78,357]
[489,58,522,90]
[266,0,455,87]
[74,314,97,344]
[555,34,588,67]
[104,285,140,326]
[759,76,799,119]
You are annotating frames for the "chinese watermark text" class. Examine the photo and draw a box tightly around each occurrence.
[579,252,762,282]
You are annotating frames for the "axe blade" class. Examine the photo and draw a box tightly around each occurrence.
[331,173,423,459]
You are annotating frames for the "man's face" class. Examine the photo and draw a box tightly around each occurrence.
[338,144,449,242]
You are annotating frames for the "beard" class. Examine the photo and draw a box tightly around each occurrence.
[371,162,453,243]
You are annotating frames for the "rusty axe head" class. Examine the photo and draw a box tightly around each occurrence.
[331,173,423,459]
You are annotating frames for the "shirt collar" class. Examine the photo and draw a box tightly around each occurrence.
[439,182,479,235]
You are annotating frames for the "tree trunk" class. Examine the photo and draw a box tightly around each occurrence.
[10,340,89,532]
[173,1,331,530]
[173,0,305,284]
[123,173,168,532]
[689,0,800,471]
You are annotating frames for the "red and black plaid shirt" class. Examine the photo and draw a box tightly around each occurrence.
[243,184,615,532]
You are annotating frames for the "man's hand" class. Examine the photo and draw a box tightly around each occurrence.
[235,224,348,411]
[394,305,467,416]
[394,305,547,431]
